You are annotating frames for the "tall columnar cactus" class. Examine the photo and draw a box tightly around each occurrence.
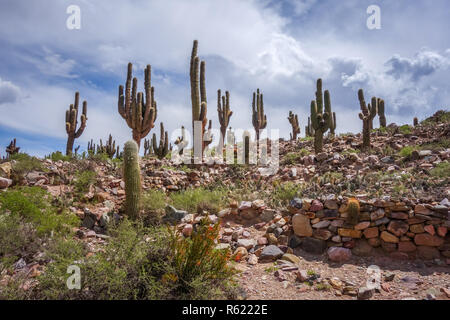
[118,63,157,148]
[377,98,386,128]
[152,122,169,159]
[305,117,315,137]
[123,140,141,218]
[6,138,20,158]
[358,89,377,151]
[288,111,300,140]
[143,138,152,156]
[252,88,267,149]
[87,139,96,154]
[65,92,87,156]
[190,40,208,155]
[310,79,332,153]
[243,130,251,165]
[413,117,419,126]
[217,89,233,146]
[329,111,336,137]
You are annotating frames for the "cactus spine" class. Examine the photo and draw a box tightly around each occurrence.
[252,88,267,149]
[377,98,386,128]
[288,111,300,140]
[123,140,141,218]
[152,122,169,159]
[358,89,377,151]
[65,92,87,156]
[118,63,157,148]
[217,89,233,146]
[190,40,208,156]
[310,79,332,153]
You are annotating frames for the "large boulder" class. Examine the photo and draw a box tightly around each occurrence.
[292,214,312,237]
[0,177,12,189]
[328,247,352,262]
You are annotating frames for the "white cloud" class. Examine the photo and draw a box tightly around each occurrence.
[0,77,20,104]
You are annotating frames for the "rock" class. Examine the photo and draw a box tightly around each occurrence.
[398,241,416,253]
[354,221,370,230]
[296,270,308,282]
[389,212,408,219]
[423,225,435,236]
[301,237,327,254]
[363,227,379,239]
[216,243,231,250]
[163,205,187,223]
[357,287,374,300]
[327,247,352,262]
[257,237,268,245]
[218,208,231,218]
[288,198,303,213]
[238,201,252,211]
[384,273,395,282]
[266,233,278,245]
[313,229,332,240]
[260,209,276,222]
[288,235,303,248]
[414,234,444,247]
[338,228,362,238]
[233,247,248,261]
[387,221,409,237]
[352,239,373,256]
[410,224,425,233]
[182,224,193,237]
[324,199,338,210]
[370,208,385,221]
[310,200,324,212]
[292,214,313,237]
[259,245,284,262]
[437,226,447,237]
[380,231,399,243]
[248,254,258,265]
[312,220,331,229]
[432,205,448,214]
[414,204,431,215]
[0,162,12,178]
[368,238,381,247]
[237,239,256,250]
[280,253,301,264]
[417,246,440,260]
[0,177,12,189]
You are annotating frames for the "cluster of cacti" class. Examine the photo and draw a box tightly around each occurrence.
[310,79,333,153]
[190,40,209,156]
[152,122,169,159]
[305,117,315,137]
[65,92,87,156]
[287,111,300,140]
[118,63,157,148]
[252,88,267,149]
[123,140,141,218]
[87,135,120,159]
[6,138,20,158]
[413,117,419,126]
[217,89,232,146]
[346,198,360,225]
[358,89,377,151]
[377,98,386,128]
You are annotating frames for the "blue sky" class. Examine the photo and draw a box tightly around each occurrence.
[0,0,449,157]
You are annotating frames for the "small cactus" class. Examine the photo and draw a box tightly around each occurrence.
[346,198,360,225]
[123,140,141,218]
[152,122,169,159]
[413,117,419,126]
[143,138,152,156]
[358,89,377,151]
[6,138,20,158]
[288,111,300,140]
[65,92,87,156]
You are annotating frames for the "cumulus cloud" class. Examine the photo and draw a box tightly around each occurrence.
[0,77,20,104]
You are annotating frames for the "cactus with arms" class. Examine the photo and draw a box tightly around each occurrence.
[217,89,233,147]
[123,140,141,218]
[190,40,209,156]
[65,92,87,156]
[98,134,117,158]
[252,88,267,150]
[358,89,377,151]
[6,138,20,158]
[288,111,300,140]
[310,79,332,153]
[152,122,169,159]
[118,63,157,148]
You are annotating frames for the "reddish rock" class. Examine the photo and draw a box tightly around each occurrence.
[327,247,352,262]
[390,212,409,220]
[414,204,431,215]
[414,234,444,247]
[310,200,324,212]
[417,246,440,260]
[338,228,362,238]
[424,225,435,236]
[380,231,399,243]
[363,227,379,239]
[387,221,409,237]
[368,238,381,247]
[354,221,370,230]
[437,226,447,237]
[398,241,417,253]
[409,224,425,233]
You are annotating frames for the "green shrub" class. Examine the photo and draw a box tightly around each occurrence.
[398,146,416,158]
[430,161,450,178]
[142,189,167,213]
[282,149,310,165]
[169,187,227,214]
[46,151,72,162]
[10,153,45,184]
[272,181,301,206]
[72,170,97,194]
[398,124,412,135]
